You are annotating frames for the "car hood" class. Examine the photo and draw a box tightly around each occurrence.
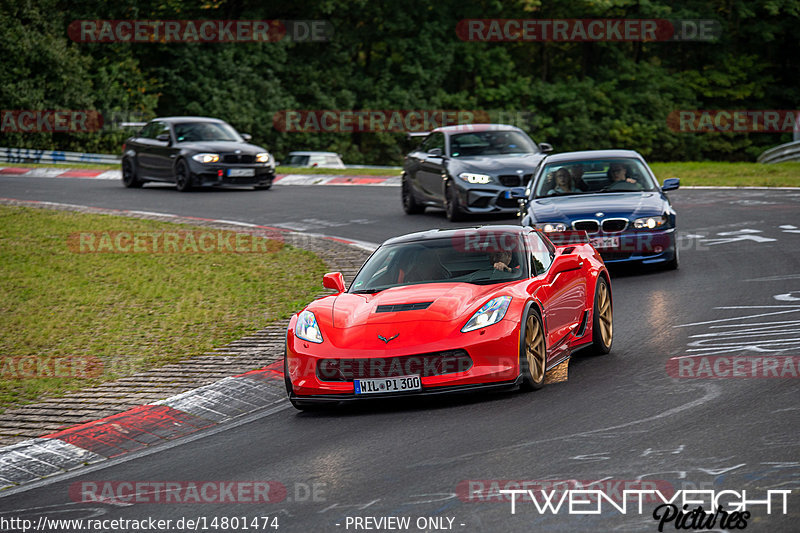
[451,153,545,174]
[306,283,510,350]
[529,192,667,221]
[177,141,267,153]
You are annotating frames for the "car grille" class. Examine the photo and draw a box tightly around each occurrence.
[375,302,433,313]
[316,350,473,382]
[499,175,521,187]
[573,220,600,233]
[601,219,628,233]
[223,154,255,164]
[498,174,534,187]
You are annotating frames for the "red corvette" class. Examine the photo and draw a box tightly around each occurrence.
[284,225,612,409]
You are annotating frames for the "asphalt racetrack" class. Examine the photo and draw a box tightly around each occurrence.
[1,175,799,532]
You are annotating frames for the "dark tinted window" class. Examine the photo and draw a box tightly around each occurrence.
[420,132,444,153]
[450,130,537,157]
[173,121,241,142]
[350,236,528,293]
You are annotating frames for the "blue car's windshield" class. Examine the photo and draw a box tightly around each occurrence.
[533,158,658,198]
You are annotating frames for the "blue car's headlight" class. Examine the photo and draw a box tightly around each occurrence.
[295,310,323,343]
[534,222,568,233]
[462,296,512,333]
[633,215,668,229]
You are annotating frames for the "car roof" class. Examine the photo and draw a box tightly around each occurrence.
[382,225,529,246]
[287,151,340,156]
[432,123,524,135]
[543,149,644,163]
[151,116,228,124]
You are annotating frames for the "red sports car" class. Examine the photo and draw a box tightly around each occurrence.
[284,225,612,409]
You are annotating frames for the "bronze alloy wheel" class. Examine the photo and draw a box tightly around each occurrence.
[521,309,546,390]
[590,276,613,355]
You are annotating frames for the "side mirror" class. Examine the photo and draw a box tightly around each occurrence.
[156,133,171,143]
[323,272,345,293]
[241,133,252,142]
[539,143,553,153]
[662,178,680,191]
[550,254,582,277]
[427,147,443,157]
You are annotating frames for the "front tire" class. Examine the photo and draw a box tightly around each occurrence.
[402,176,424,214]
[444,181,465,222]
[590,275,613,355]
[520,307,547,391]
[665,242,679,270]
[121,158,143,188]
[174,159,193,192]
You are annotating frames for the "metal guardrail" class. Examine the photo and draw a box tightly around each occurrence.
[0,147,120,165]
[757,140,800,164]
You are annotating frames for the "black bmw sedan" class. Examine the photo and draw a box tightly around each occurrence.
[121,117,276,191]
[402,124,552,221]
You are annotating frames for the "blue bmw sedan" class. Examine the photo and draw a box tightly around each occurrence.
[518,150,680,269]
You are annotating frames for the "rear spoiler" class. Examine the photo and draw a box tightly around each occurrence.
[544,230,590,245]
[407,132,430,139]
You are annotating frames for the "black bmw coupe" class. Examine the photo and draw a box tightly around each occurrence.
[121,116,276,191]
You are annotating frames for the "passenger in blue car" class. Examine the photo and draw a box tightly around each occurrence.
[606,162,643,191]
[547,168,579,195]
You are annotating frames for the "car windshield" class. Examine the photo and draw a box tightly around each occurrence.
[533,158,658,198]
[173,122,242,143]
[450,131,538,157]
[349,236,528,293]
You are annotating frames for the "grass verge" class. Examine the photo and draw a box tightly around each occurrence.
[0,206,328,411]
[650,161,800,187]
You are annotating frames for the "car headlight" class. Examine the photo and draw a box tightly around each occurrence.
[458,172,493,184]
[295,310,323,343]
[256,152,270,164]
[534,222,568,232]
[633,215,667,229]
[192,153,219,164]
[462,296,512,333]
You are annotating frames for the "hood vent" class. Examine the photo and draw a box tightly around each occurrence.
[375,301,433,313]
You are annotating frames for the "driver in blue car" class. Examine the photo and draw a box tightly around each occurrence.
[606,162,643,190]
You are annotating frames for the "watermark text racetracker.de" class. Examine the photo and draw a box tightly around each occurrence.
[667,110,800,133]
[272,110,534,133]
[67,230,284,254]
[456,19,720,42]
[666,356,800,378]
[1,110,103,133]
[68,19,333,43]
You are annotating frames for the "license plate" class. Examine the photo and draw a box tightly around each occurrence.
[590,236,620,249]
[354,375,421,395]
[227,168,255,177]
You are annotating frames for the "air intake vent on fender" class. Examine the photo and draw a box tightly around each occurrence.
[375,302,433,313]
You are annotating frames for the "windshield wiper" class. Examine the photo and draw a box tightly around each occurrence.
[350,288,384,294]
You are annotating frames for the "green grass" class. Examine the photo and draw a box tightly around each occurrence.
[0,206,328,410]
[650,161,800,187]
